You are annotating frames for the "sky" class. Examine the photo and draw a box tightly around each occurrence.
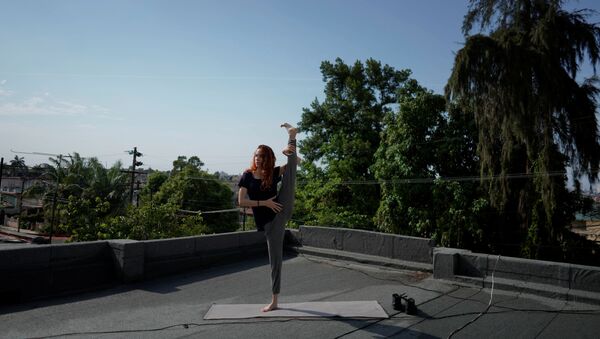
[2,0,600,175]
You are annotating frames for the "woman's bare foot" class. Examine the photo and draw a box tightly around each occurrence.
[281,123,297,139]
[262,294,278,312]
[261,302,278,312]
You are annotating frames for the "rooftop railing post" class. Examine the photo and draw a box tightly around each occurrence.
[243,208,246,231]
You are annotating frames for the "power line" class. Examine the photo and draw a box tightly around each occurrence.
[296,170,581,186]
[10,150,73,158]
[178,208,241,215]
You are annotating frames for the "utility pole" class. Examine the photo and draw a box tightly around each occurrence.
[0,157,4,189]
[49,154,62,244]
[0,157,4,199]
[123,147,143,205]
[17,178,25,232]
[0,157,4,226]
[135,180,141,207]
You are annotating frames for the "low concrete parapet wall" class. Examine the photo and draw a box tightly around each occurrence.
[109,239,144,282]
[0,231,268,303]
[3,228,599,304]
[0,241,115,303]
[433,247,600,303]
[296,225,435,264]
[142,231,267,279]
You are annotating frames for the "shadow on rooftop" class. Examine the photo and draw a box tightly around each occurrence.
[0,253,300,316]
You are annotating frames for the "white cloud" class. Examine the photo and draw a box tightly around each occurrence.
[0,80,14,96]
[0,91,115,119]
[73,123,98,130]
[0,89,14,96]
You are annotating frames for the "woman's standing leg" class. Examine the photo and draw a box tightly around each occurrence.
[262,128,297,312]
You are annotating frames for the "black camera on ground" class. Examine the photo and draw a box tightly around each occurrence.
[392,293,417,315]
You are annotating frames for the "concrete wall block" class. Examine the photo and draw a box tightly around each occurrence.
[433,248,459,279]
[50,262,115,292]
[285,229,301,246]
[457,254,486,277]
[490,256,564,285]
[0,245,51,270]
[0,270,52,303]
[195,232,240,253]
[144,237,196,260]
[557,265,572,289]
[121,256,145,282]
[342,229,393,258]
[300,226,343,250]
[108,240,145,282]
[392,236,434,263]
[109,239,144,259]
[569,264,600,292]
[144,256,204,279]
[238,231,265,248]
[51,241,109,262]
[434,247,472,279]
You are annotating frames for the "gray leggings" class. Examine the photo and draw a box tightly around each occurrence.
[263,142,297,294]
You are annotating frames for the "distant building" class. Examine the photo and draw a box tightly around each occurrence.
[0,177,45,215]
[0,176,42,194]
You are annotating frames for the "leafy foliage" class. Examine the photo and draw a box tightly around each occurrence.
[296,58,411,229]
[24,153,237,241]
[25,154,129,240]
[105,202,208,240]
[372,80,495,250]
[9,156,28,177]
[447,0,600,260]
[150,157,238,233]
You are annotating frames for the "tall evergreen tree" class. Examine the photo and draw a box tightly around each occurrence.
[446,0,600,260]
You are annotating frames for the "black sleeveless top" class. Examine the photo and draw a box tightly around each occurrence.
[238,167,281,229]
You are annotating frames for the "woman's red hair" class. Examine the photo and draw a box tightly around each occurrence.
[247,144,276,190]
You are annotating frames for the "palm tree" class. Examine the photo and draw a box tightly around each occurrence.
[446,0,600,259]
[24,153,129,239]
[9,156,27,177]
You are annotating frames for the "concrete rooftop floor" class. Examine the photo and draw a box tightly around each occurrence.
[1,252,599,339]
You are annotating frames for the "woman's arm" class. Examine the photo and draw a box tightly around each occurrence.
[238,187,257,207]
[238,187,283,212]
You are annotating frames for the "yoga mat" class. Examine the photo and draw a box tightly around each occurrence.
[204,300,389,319]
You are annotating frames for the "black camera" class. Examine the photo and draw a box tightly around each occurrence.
[392,293,417,315]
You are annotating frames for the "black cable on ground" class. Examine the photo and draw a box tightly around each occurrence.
[24,318,363,339]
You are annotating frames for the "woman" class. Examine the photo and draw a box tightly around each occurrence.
[237,123,299,312]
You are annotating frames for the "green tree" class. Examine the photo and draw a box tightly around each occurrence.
[26,153,128,240]
[446,0,600,261]
[105,202,208,240]
[373,79,494,250]
[9,155,27,177]
[297,58,411,229]
[153,156,238,233]
[141,171,169,198]
[373,80,446,235]
[171,155,204,174]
